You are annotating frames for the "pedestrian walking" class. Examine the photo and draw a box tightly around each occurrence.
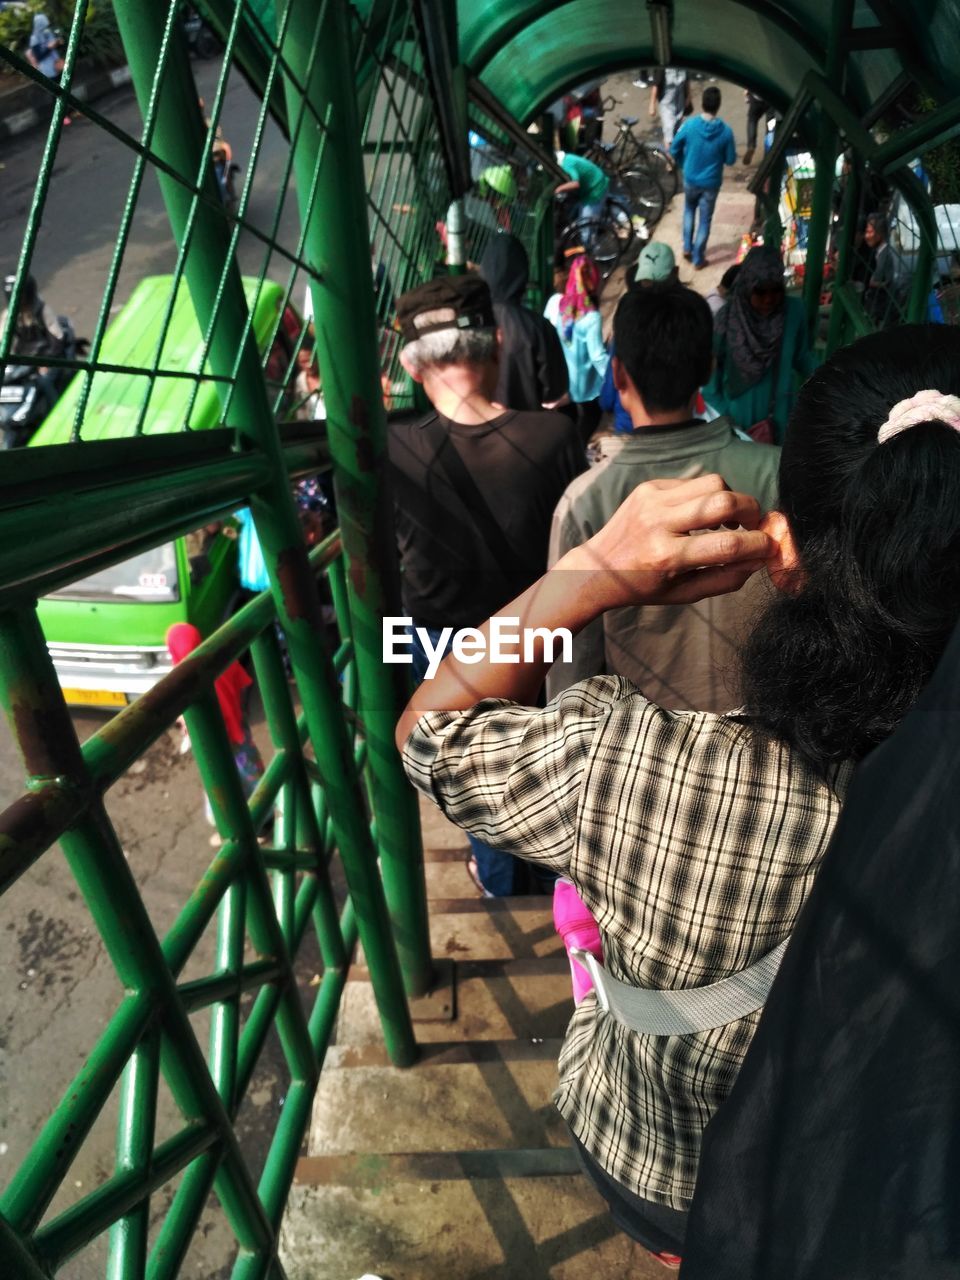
[550,280,780,709]
[704,245,817,444]
[670,86,736,268]
[547,254,609,442]
[742,90,769,165]
[598,241,679,434]
[166,623,266,832]
[478,233,569,411]
[396,322,960,1271]
[389,274,585,896]
[649,67,691,147]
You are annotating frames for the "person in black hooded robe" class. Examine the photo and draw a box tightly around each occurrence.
[478,232,569,413]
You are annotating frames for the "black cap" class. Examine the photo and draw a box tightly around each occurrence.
[395,274,495,345]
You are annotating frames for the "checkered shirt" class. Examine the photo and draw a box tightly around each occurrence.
[402,676,853,1208]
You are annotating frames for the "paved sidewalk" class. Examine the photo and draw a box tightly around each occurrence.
[0,62,131,140]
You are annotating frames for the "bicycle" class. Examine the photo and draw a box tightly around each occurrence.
[584,95,680,202]
[557,194,638,281]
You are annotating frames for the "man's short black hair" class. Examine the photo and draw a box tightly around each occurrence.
[702,85,721,114]
[613,284,713,414]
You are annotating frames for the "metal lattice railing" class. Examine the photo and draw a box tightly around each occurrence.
[0,0,459,1275]
[352,0,455,408]
[465,100,557,303]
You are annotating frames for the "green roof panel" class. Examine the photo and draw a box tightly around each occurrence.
[457,0,960,124]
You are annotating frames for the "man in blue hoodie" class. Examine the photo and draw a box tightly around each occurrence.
[670,85,737,269]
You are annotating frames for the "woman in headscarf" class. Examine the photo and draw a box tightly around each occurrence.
[546,253,609,442]
[26,15,71,124]
[166,623,265,828]
[703,244,817,444]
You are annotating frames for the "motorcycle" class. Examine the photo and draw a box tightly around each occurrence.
[211,135,241,215]
[0,316,82,449]
[182,7,220,59]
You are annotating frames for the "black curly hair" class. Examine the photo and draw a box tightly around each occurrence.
[741,324,960,771]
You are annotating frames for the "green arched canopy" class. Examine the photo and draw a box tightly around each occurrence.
[457,0,960,123]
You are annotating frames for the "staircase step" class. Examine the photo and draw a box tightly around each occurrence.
[280,1169,662,1279]
[308,1040,568,1156]
[340,957,576,1044]
[429,901,563,962]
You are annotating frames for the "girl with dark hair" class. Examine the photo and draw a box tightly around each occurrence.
[395,324,960,1268]
[704,244,817,443]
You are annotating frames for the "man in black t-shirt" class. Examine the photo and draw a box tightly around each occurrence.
[389,274,585,895]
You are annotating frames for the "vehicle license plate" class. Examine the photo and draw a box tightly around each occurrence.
[62,687,128,708]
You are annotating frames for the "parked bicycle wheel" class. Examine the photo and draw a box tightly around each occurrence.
[617,167,666,228]
[637,141,679,200]
[561,198,635,280]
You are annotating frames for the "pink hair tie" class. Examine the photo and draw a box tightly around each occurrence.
[877,389,960,445]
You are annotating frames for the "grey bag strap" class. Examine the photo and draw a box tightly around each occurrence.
[570,940,789,1037]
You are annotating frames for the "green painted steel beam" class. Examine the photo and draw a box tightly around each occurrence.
[107,1030,161,1280]
[0,430,328,602]
[277,0,434,1001]
[35,1125,216,1269]
[114,0,416,1070]
[826,164,862,354]
[802,0,853,333]
[874,95,960,174]
[468,75,566,181]
[251,627,347,972]
[0,1211,52,1280]
[411,0,472,194]
[752,70,942,288]
[0,610,274,1251]
[833,281,876,338]
[194,0,291,139]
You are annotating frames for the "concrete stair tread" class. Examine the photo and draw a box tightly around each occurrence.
[280,1173,669,1279]
[309,1039,568,1156]
[428,900,563,963]
[340,958,576,1044]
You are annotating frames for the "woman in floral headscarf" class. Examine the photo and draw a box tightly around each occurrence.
[545,253,609,441]
[703,244,817,444]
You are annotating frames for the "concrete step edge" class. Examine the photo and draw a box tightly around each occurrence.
[324,1037,565,1069]
[294,1145,581,1186]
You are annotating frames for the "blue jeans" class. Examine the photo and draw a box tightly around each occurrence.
[407,624,527,897]
[682,185,719,266]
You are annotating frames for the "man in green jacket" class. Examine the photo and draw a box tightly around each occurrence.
[547,284,780,712]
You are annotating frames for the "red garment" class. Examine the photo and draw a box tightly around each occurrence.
[166,622,251,746]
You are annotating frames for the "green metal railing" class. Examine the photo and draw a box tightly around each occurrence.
[0,0,490,1272]
[0,0,571,1258]
[464,86,562,300]
[751,54,960,354]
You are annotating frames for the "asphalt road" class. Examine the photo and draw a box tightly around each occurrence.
[0,59,302,337]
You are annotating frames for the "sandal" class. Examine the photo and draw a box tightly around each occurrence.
[650,1252,682,1270]
[465,855,492,897]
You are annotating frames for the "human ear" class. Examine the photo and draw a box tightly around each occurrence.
[612,357,640,418]
[760,510,804,593]
[399,348,424,384]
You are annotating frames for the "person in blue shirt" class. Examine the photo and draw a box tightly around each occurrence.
[671,86,737,269]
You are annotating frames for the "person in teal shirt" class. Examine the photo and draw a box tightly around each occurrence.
[703,245,818,444]
[556,150,610,218]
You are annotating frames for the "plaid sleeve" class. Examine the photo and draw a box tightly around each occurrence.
[401,676,630,871]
